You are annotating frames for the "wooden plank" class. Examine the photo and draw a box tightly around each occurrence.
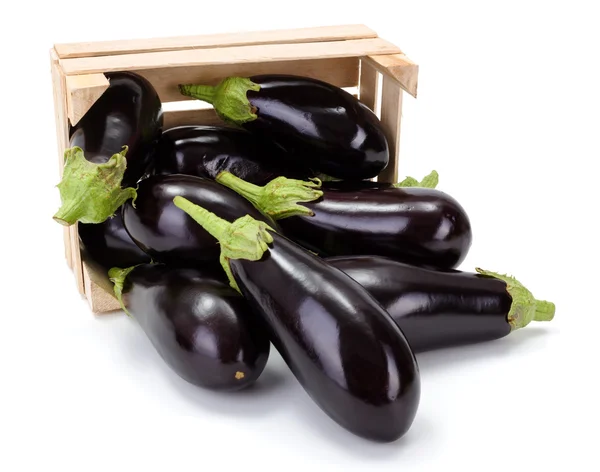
[60,38,403,75]
[363,54,419,98]
[163,108,231,130]
[83,262,121,313]
[359,59,380,112]
[378,76,403,183]
[50,49,73,271]
[65,74,109,126]
[55,24,378,59]
[139,57,359,103]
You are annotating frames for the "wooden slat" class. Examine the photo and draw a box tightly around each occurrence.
[55,24,378,59]
[83,262,121,313]
[60,38,402,75]
[65,73,109,126]
[139,57,359,103]
[163,108,231,130]
[359,59,380,112]
[378,76,403,183]
[50,49,74,271]
[364,54,419,98]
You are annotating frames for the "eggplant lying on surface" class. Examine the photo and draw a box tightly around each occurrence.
[152,126,313,185]
[179,75,389,180]
[54,72,163,226]
[216,171,471,270]
[122,174,280,268]
[327,256,556,353]
[173,198,421,443]
[109,264,270,391]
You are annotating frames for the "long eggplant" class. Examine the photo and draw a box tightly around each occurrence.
[216,171,471,270]
[152,125,313,185]
[173,198,421,443]
[109,264,269,390]
[54,72,163,226]
[122,174,280,268]
[179,75,389,180]
[327,256,555,353]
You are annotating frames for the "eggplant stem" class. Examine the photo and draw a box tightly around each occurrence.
[475,268,556,331]
[173,197,275,290]
[108,265,140,317]
[216,171,323,220]
[178,84,217,104]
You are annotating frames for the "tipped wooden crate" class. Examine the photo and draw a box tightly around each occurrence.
[50,24,419,314]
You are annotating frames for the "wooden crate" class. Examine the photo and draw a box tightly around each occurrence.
[50,24,419,314]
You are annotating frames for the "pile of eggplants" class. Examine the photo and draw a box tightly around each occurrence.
[53,71,555,443]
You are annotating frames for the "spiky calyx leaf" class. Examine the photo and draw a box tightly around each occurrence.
[394,170,439,189]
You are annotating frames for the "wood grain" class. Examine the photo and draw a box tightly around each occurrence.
[378,76,403,183]
[359,59,380,112]
[55,24,378,59]
[163,108,231,129]
[364,54,419,98]
[65,73,109,126]
[83,262,121,313]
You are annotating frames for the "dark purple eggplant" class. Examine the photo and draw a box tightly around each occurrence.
[215,171,471,270]
[152,125,314,185]
[78,212,151,271]
[54,72,163,226]
[179,75,389,180]
[173,198,420,443]
[326,256,555,353]
[109,264,269,390]
[122,174,280,268]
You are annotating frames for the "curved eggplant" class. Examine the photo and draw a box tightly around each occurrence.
[109,264,270,390]
[152,126,313,185]
[179,75,389,180]
[54,72,163,226]
[122,174,280,267]
[173,198,421,443]
[327,256,556,353]
[216,172,472,270]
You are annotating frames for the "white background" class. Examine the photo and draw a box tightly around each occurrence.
[1,1,598,470]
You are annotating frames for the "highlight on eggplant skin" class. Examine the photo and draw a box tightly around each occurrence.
[109,264,270,391]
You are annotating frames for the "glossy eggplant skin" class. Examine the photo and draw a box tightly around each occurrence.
[69,71,163,186]
[122,264,270,390]
[327,255,512,353]
[152,126,313,185]
[278,181,473,270]
[78,213,151,271]
[230,232,420,442]
[243,75,389,180]
[122,175,280,267]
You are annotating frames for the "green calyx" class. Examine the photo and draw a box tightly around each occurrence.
[179,77,261,127]
[216,171,323,220]
[108,265,140,317]
[53,146,137,226]
[173,196,274,292]
[476,268,556,331]
[394,170,439,189]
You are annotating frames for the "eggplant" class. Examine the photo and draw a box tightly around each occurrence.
[152,126,313,185]
[79,212,151,271]
[216,171,471,270]
[109,264,269,390]
[179,75,389,180]
[173,198,421,443]
[122,174,280,268]
[54,72,163,226]
[326,256,555,353]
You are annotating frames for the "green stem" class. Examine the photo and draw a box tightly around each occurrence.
[476,268,556,331]
[394,170,439,189]
[173,196,275,291]
[216,171,323,220]
[53,146,137,226]
[179,77,261,126]
[107,265,140,317]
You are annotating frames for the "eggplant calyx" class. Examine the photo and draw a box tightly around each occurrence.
[475,268,556,330]
[394,170,439,189]
[173,196,274,292]
[53,146,137,226]
[179,77,261,126]
[216,171,323,220]
[108,265,141,317]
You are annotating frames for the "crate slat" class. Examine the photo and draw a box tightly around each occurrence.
[358,59,380,112]
[163,108,229,130]
[364,54,418,98]
[59,38,402,75]
[83,262,121,313]
[55,24,379,59]
[378,76,403,183]
[65,74,110,126]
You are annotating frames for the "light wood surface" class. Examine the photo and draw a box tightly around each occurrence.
[83,262,121,313]
[378,76,403,183]
[65,74,110,126]
[55,24,378,59]
[364,54,419,98]
[163,108,231,129]
[359,59,380,112]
